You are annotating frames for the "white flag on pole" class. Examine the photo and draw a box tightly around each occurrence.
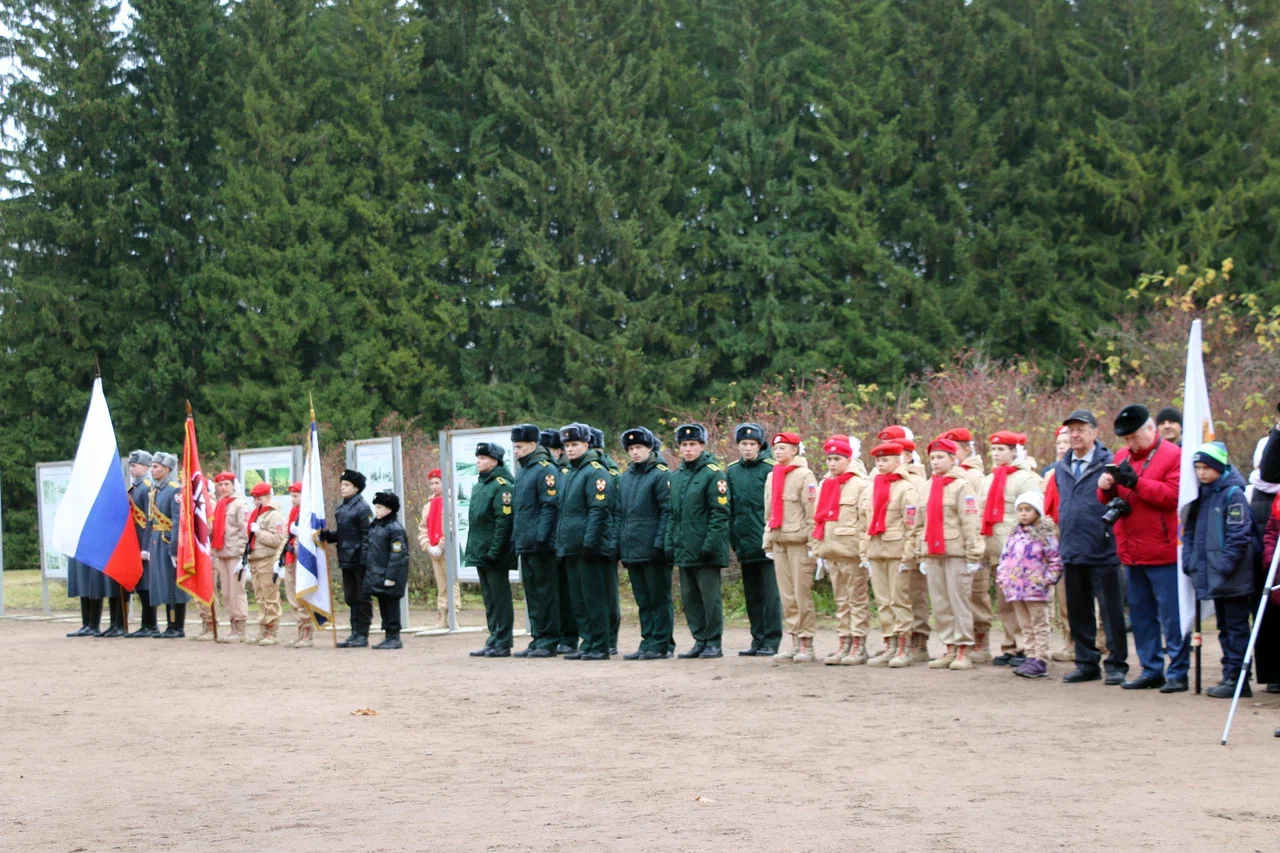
[296,418,332,623]
[1177,319,1213,636]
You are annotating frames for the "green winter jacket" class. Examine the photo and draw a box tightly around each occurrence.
[463,464,517,571]
[618,451,671,566]
[555,450,616,559]
[664,450,731,569]
[726,447,774,564]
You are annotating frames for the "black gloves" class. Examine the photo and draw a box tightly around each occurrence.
[1114,460,1139,490]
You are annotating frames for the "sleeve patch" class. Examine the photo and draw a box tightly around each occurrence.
[964,495,978,514]
[502,506,512,514]
[501,492,512,506]
[905,506,917,525]
[717,496,728,505]
[391,540,403,553]
[1228,505,1247,525]
[545,474,556,488]
[807,483,817,500]
[368,513,375,523]
[717,480,727,494]
[596,478,608,492]
[594,493,606,501]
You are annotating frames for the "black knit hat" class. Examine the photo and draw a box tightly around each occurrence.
[475,442,505,463]
[1156,407,1182,427]
[539,428,562,450]
[676,423,708,444]
[340,469,367,491]
[621,427,656,450]
[511,423,541,443]
[372,491,400,514]
[734,423,765,445]
[1113,404,1150,437]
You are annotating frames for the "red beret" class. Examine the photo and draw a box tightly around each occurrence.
[928,437,960,456]
[878,425,907,441]
[772,432,802,447]
[870,441,903,458]
[988,431,1027,447]
[940,427,973,443]
[898,439,917,452]
[288,481,303,494]
[1055,425,1070,438]
[249,482,272,497]
[428,469,442,480]
[213,471,235,483]
[823,435,853,458]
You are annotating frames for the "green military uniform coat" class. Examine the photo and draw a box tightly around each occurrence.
[727,449,784,651]
[665,450,731,645]
[619,451,673,654]
[464,464,516,649]
[555,450,615,655]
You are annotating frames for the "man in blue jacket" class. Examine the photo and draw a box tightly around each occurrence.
[1055,410,1130,685]
[1183,442,1257,698]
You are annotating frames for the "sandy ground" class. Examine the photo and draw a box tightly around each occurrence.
[2,614,1278,853]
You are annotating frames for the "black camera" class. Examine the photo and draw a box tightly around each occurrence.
[1101,497,1131,526]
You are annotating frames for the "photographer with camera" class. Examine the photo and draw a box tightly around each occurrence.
[1098,404,1188,693]
[1053,411,1130,685]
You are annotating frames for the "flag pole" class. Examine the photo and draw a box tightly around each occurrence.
[120,587,129,634]
[326,543,340,648]
[1222,544,1280,744]
[1193,608,1201,694]
[310,394,339,650]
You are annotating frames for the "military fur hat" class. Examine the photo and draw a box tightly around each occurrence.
[151,452,177,470]
[340,469,367,491]
[539,428,563,450]
[589,427,605,449]
[733,423,766,445]
[475,442,505,463]
[372,491,401,514]
[560,423,590,444]
[1113,404,1150,437]
[510,423,541,444]
[128,450,153,466]
[675,423,708,445]
[621,427,657,450]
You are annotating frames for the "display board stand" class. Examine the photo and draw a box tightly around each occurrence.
[35,461,74,617]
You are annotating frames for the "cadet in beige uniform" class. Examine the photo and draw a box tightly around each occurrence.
[205,471,251,643]
[246,482,287,646]
[763,432,819,662]
[809,435,870,665]
[938,427,992,661]
[978,431,1043,667]
[859,440,920,667]
[916,437,985,671]
[877,425,932,662]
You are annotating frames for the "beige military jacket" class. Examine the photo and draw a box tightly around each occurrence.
[212,498,249,559]
[914,466,984,563]
[810,465,869,561]
[978,457,1044,559]
[246,505,287,569]
[858,471,919,562]
[762,455,818,547]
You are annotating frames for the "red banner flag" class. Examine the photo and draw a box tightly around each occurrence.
[176,407,214,604]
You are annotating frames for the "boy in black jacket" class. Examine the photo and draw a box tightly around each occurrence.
[367,491,410,650]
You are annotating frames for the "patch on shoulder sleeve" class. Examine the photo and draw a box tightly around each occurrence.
[905,506,917,526]
[391,540,403,553]
[964,495,978,514]
[1228,504,1247,525]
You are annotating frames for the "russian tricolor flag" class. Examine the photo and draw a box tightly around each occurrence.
[52,378,144,591]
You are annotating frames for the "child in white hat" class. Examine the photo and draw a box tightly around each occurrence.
[995,491,1063,678]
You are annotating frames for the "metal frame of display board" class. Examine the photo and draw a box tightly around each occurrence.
[35,461,75,616]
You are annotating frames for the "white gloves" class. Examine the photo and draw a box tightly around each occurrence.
[919,563,927,574]
[384,578,395,587]
[860,561,872,571]
[139,550,150,561]
[236,560,249,583]
[814,559,827,581]
[807,549,816,559]
[897,563,911,574]
[289,522,299,536]
[965,562,982,575]
[764,551,774,560]
[428,544,443,558]
[250,522,260,533]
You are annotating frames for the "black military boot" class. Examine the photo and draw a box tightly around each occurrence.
[100,597,125,638]
[338,633,369,648]
[373,633,402,650]
[169,603,186,638]
[86,598,104,637]
[677,641,707,659]
[68,599,93,637]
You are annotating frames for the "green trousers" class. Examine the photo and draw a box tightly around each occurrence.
[565,555,610,655]
[477,566,513,650]
[520,552,560,651]
[679,565,723,644]
[741,559,784,651]
[556,556,578,650]
[606,560,621,650]
[628,561,673,653]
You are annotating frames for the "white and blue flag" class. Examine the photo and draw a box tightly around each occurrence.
[296,416,333,624]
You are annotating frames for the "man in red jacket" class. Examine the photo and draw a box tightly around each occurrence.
[1098,404,1189,693]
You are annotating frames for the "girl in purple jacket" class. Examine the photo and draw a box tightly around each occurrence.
[997,492,1064,678]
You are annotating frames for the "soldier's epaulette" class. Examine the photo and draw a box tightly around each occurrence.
[169,480,180,488]
[538,459,550,467]
[560,467,569,474]
[727,460,739,467]
[496,476,509,485]
[590,461,604,469]
[707,463,721,472]
[609,470,618,477]
[763,458,776,465]
[656,463,669,472]
[143,478,153,486]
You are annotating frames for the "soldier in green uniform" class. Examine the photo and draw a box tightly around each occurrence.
[665,423,731,658]
[618,427,673,660]
[463,443,516,657]
[555,423,615,660]
[590,426,622,655]
[541,428,578,654]
[511,424,561,658]
[726,423,784,656]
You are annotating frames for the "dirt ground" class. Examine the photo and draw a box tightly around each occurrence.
[1,613,1278,853]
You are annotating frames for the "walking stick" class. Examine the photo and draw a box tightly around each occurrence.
[1221,543,1280,744]
[1194,606,1201,694]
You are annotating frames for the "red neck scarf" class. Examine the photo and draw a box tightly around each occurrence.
[427,494,444,546]
[248,504,268,549]
[768,464,798,528]
[1044,474,1060,523]
[812,473,856,540]
[925,475,957,555]
[981,465,1018,536]
[868,473,903,536]
[284,505,300,565]
[211,495,236,551]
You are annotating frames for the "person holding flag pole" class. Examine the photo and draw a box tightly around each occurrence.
[176,402,216,638]
[295,403,336,646]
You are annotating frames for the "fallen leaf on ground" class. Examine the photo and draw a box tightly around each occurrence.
[351,708,379,716]
[694,796,715,804]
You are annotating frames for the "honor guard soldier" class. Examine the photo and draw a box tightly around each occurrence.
[319,470,373,647]
[202,471,250,642]
[763,432,819,662]
[979,432,1043,667]
[555,423,616,660]
[618,427,673,660]
[511,424,562,657]
[666,423,731,659]
[282,481,316,648]
[121,451,157,638]
[246,482,287,645]
[367,492,409,650]
[145,452,186,638]
[541,428,578,652]
[464,443,517,657]
[810,435,873,665]
[65,556,106,637]
[726,423,783,656]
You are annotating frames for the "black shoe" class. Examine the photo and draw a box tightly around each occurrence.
[556,644,575,654]
[623,649,645,660]
[529,648,554,658]
[698,644,723,659]
[66,625,92,638]
[1206,679,1251,699]
[338,634,369,648]
[155,626,181,639]
[738,647,759,657]
[1122,673,1166,690]
[580,651,609,660]
[1009,653,1027,668]
[564,650,584,660]
[469,645,493,656]
[609,647,619,656]
[124,626,154,638]
[1104,671,1126,686]
[372,636,403,650]
[992,652,1016,666]
[513,647,534,658]
[99,625,125,639]
[1158,678,1188,694]
[756,647,777,657]
[640,650,667,660]
[484,647,511,657]
[1267,683,1280,694]
[1063,668,1101,684]
[677,642,707,659]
